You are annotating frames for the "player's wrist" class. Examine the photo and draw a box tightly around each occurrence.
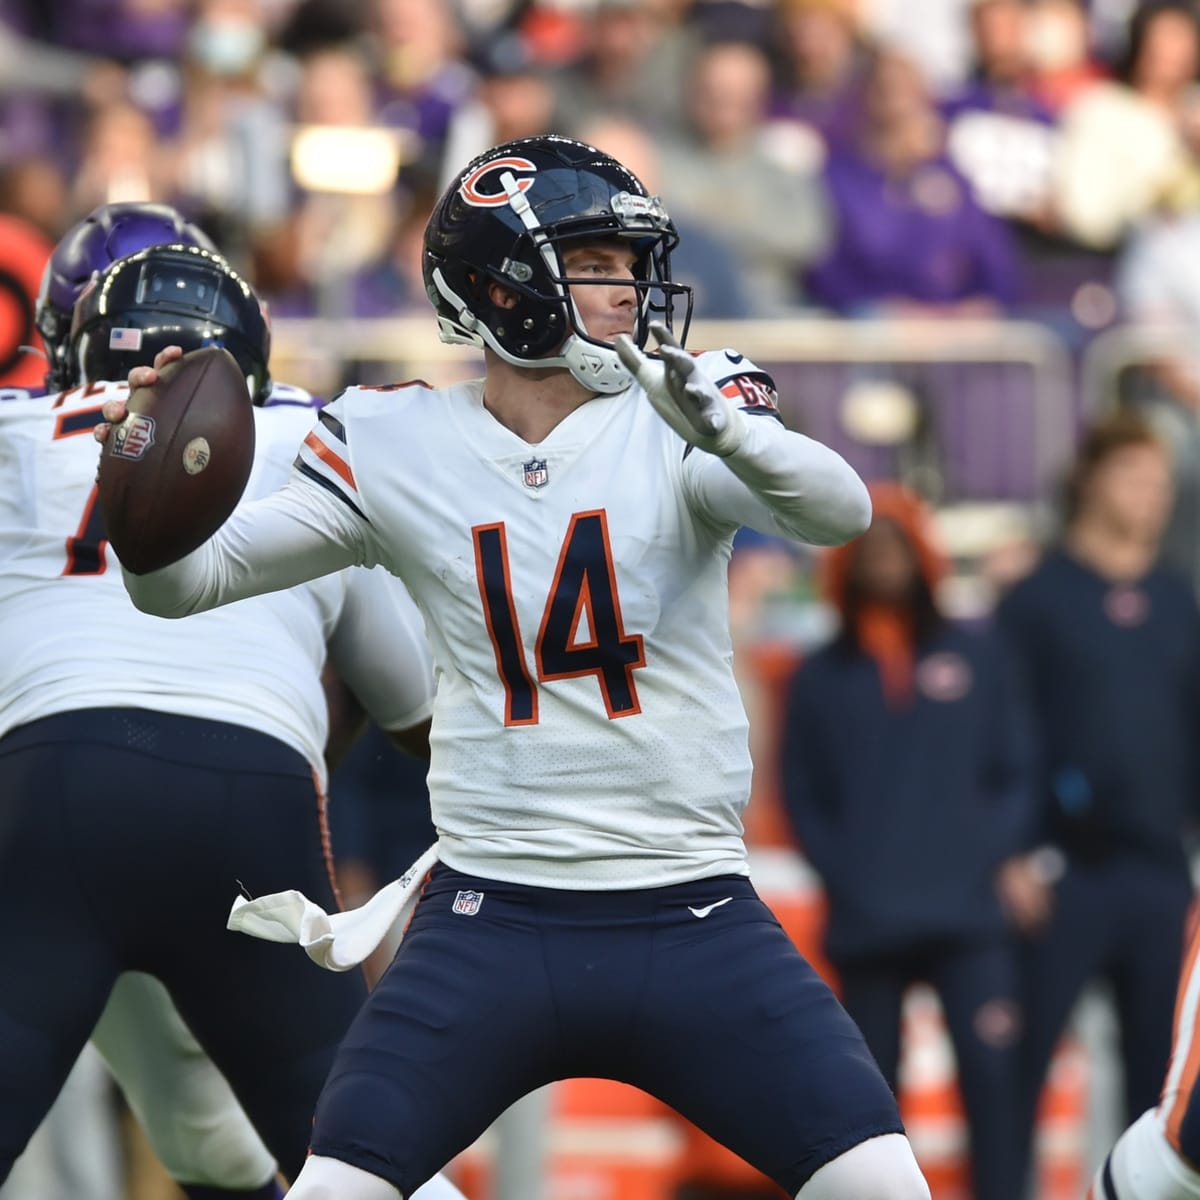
[710,407,748,457]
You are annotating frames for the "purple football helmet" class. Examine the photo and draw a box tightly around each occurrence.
[36,202,217,392]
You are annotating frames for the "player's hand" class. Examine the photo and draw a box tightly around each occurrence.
[995,854,1055,935]
[614,321,746,457]
[92,344,184,443]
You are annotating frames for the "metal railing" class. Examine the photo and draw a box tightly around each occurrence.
[270,315,1080,506]
[1078,323,1200,416]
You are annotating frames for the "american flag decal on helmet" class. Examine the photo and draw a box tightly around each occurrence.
[108,327,144,351]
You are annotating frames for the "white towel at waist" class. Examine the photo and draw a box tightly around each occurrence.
[226,843,440,972]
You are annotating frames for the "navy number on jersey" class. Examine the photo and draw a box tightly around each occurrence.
[53,404,108,576]
[473,510,646,726]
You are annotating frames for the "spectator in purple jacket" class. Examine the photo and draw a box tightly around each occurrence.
[768,0,870,151]
[939,0,1060,224]
[806,48,1022,317]
[366,0,477,180]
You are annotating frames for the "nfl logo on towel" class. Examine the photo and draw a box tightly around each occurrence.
[452,889,484,916]
[522,458,548,489]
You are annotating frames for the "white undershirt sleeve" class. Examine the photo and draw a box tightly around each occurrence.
[327,568,435,733]
[681,415,872,546]
[122,473,371,618]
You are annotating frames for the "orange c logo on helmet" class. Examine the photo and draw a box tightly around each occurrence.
[460,156,538,207]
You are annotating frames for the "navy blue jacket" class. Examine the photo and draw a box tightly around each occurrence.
[780,622,1037,962]
[995,549,1200,872]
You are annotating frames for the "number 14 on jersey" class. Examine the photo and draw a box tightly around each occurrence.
[473,510,646,726]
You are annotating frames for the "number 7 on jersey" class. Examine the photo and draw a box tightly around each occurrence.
[473,510,646,726]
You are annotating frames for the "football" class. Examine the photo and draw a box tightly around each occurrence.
[97,345,256,575]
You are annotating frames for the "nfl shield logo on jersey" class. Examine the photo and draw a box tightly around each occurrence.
[522,458,548,489]
[452,889,484,916]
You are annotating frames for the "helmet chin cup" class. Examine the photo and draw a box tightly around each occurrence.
[560,335,632,393]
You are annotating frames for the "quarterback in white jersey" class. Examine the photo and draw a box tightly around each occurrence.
[218,345,852,890]
[0,238,464,1200]
[104,137,931,1200]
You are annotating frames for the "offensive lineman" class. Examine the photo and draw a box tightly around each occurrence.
[100,135,931,1200]
[0,235,461,1200]
[22,199,292,1200]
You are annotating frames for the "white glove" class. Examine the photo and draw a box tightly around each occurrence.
[615,321,746,457]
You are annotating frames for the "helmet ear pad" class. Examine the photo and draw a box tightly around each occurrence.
[471,268,568,359]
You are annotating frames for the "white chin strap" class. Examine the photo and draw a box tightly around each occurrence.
[498,171,636,393]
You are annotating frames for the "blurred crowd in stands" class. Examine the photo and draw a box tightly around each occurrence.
[2,0,1200,349]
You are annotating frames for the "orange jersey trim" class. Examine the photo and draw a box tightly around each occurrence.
[303,431,357,492]
[1164,912,1200,1152]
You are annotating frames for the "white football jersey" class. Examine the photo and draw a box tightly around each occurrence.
[0,380,433,787]
[126,350,871,888]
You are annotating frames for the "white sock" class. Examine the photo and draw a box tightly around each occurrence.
[796,1133,932,1200]
[285,1156,400,1200]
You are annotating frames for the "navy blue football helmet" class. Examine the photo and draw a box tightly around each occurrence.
[36,202,218,393]
[423,135,693,394]
[70,243,272,404]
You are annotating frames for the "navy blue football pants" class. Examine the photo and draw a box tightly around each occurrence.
[309,864,905,1198]
[0,708,368,1183]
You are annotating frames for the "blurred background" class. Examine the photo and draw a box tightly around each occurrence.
[4,0,1200,1196]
